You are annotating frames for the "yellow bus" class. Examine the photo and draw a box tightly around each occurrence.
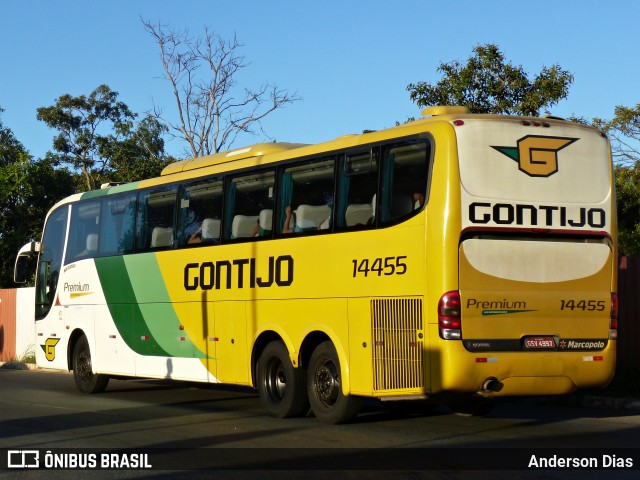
[15,106,618,423]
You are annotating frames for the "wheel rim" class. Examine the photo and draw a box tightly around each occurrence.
[264,358,287,402]
[313,358,340,407]
[77,350,92,382]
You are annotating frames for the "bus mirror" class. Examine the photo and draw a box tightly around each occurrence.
[14,241,40,284]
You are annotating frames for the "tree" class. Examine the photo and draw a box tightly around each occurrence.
[614,164,640,255]
[142,19,300,158]
[98,115,174,183]
[407,44,574,116]
[0,108,29,285]
[0,108,26,168]
[595,105,640,255]
[36,85,136,190]
[36,85,172,190]
[593,104,640,167]
[0,109,75,286]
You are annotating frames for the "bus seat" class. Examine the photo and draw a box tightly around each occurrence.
[345,203,373,226]
[86,233,99,253]
[232,215,259,238]
[258,209,273,236]
[150,226,174,248]
[295,204,331,231]
[201,218,221,241]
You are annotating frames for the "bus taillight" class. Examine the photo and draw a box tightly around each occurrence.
[610,292,618,340]
[439,291,462,340]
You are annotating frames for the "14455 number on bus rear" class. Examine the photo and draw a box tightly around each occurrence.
[560,299,606,311]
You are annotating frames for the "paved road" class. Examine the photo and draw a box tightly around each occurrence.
[1,368,640,479]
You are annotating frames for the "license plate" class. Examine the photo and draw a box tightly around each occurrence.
[524,337,556,350]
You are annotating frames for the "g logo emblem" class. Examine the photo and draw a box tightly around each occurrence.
[493,135,578,177]
[42,338,60,361]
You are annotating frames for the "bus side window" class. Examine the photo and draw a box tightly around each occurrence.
[65,200,101,261]
[337,149,378,229]
[136,187,178,251]
[100,194,136,255]
[179,178,223,246]
[279,157,335,234]
[224,170,275,241]
[379,140,430,225]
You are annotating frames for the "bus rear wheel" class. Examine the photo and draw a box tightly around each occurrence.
[307,341,361,424]
[257,341,309,418]
[72,335,109,394]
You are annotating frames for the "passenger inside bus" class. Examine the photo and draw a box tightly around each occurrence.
[188,218,221,244]
[74,233,99,258]
[282,205,331,233]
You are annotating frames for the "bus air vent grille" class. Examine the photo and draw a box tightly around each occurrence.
[371,298,424,391]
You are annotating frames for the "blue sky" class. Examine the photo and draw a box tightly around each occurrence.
[1,0,639,160]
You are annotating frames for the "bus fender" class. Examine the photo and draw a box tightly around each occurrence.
[300,324,351,395]
[252,325,299,367]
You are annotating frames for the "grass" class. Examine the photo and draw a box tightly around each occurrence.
[0,345,36,367]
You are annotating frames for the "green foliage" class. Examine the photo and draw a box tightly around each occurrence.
[36,85,172,191]
[1,87,174,287]
[95,115,174,184]
[614,165,640,255]
[0,110,76,287]
[0,109,27,168]
[0,112,29,286]
[407,44,574,116]
[593,105,640,255]
[36,85,135,190]
[593,104,640,167]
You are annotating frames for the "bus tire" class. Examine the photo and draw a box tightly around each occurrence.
[307,341,361,424]
[257,341,309,418]
[72,335,109,394]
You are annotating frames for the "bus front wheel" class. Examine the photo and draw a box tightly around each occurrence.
[307,341,361,424]
[72,335,109,394]
[257,341,309,418]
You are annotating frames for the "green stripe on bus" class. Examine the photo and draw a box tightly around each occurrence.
[95,255,206,359]
[79,182,141,200]
[123,254,206,358]
[94,256,164,356]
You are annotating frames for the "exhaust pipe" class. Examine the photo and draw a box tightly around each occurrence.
[480,377,502,393]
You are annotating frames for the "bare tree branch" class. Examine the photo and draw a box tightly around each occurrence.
[142,19,300,157]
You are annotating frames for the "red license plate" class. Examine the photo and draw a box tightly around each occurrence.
[524,337,556,350]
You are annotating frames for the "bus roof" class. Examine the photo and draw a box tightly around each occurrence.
[161,142,308,176]
[49,107,604,212]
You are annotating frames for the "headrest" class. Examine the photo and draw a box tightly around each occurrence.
[295,204,331,229]
[345,203,373,226]
[259,209,273,229]
[86,233,99,252]
[151,227,173,248]
[201,218,221,239]
[231,215,258,238]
